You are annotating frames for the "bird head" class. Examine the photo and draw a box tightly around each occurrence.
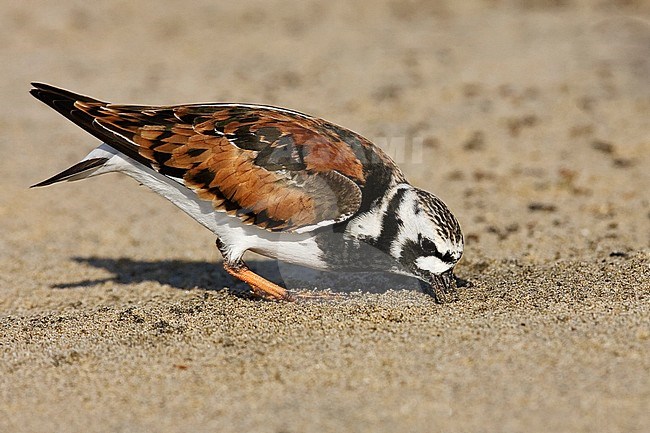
[386,185,464,303]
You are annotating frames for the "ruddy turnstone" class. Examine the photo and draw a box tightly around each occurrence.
[30,83,464,302]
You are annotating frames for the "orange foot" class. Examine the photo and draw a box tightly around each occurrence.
[223,262,295,301]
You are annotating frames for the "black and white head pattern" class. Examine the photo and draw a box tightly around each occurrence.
[395,186,463,277]
[349,183,463,280]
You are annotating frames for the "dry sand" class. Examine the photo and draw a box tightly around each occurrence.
[1,1,649,432]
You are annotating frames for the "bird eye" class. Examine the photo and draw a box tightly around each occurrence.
[419,237,438,256]
[419,236,456,263]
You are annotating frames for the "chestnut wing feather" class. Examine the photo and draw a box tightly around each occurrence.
[82,102,369,232]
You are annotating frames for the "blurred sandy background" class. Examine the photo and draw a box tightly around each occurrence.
[1,1,649,432]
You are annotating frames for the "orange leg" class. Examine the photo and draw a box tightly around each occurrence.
[223,262,295,301]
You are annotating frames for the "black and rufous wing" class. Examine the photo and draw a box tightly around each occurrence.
[31,83,403,232]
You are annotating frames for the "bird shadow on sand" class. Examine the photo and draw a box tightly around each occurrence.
[52,256,426,297]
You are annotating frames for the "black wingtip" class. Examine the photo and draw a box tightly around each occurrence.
[30,81,48,90]
[30,157,109,188]
[29,82,103,107]
[29,82,150,169]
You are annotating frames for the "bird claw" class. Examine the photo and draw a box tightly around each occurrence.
[292,290,343,302]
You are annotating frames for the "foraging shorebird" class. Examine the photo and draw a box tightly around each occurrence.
[30,83,464,302]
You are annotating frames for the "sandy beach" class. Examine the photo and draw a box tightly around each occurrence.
[1,1,648,432]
